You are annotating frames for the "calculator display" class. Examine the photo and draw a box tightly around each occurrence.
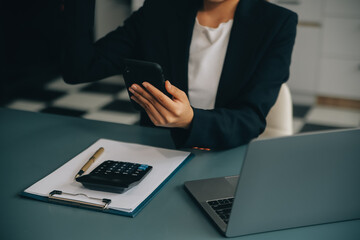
[76,160,152,193]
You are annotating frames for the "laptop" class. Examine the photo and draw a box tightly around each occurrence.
[185,128,360,237]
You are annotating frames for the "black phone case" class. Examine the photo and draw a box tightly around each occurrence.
[122,59,169,110]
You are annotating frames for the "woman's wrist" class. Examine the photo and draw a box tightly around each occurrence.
[182,107,194,129]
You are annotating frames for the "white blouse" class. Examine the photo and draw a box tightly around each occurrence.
[188,18,233,110]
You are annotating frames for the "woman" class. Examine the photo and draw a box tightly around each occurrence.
[63,0,298,150]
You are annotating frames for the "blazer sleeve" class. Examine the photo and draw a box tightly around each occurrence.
[171,13,298,150]
[61,0,147,84]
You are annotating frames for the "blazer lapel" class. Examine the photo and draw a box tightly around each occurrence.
[215,0,264,107]
[166,1,199,94]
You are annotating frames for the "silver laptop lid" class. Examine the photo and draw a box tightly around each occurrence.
[226,128,360,237]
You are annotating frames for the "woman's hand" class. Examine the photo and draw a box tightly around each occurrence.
[129,81,194,129]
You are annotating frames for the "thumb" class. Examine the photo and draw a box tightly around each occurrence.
[165,81,185,100]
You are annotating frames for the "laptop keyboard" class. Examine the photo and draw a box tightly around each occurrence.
[207,197,234,224]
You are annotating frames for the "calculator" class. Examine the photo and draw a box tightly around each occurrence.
[76,160,152,193]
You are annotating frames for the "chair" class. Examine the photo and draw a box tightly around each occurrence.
[259,83,293,139]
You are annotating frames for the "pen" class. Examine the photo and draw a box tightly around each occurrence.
[75,147,104,179]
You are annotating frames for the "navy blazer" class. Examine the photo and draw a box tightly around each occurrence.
[62,0,298,150]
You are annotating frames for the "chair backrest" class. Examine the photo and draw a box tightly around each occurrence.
[259,84,293,139]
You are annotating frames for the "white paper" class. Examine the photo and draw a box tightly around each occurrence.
[25,139,191,213]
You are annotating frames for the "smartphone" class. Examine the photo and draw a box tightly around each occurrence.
[122,59,168,110]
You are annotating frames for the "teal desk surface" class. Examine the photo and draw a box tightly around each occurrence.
[0,108,359,240]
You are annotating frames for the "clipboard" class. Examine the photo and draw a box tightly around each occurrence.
[21,139,193,217]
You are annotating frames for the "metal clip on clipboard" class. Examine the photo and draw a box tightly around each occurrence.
[49,190,111,210]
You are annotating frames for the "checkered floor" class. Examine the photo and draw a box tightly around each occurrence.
[4,76,360,134]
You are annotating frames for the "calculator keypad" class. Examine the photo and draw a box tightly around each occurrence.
[93,160,150,179]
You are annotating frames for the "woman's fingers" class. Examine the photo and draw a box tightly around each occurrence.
[164,81,187,102]
[130,83,173,118]
[129,87,166,125]
[131,96,157,124]
[141,82,175,109]
[129,82,194,128]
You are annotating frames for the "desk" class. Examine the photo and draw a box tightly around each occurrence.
[0,108,359,240]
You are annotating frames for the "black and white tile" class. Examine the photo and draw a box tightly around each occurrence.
[4,76,360,134]
[6,76,141,124]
